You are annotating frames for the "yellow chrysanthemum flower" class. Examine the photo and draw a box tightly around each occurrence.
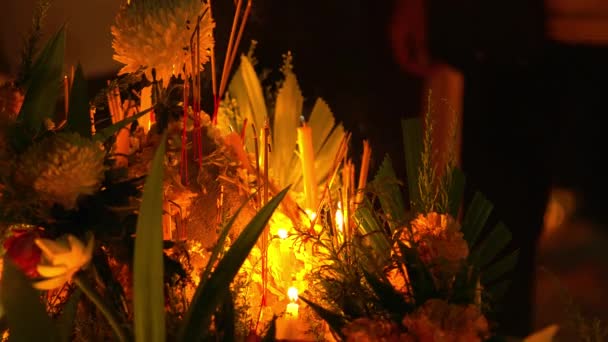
[16,132,106,210]
[33,233,94,290]
[111,0,215,83]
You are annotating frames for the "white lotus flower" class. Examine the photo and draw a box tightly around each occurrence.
[111,0,215,83]
[33,233,95,290]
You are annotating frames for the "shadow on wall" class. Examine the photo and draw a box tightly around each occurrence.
[0,0,122,78]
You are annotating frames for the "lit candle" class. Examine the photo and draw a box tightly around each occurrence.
[335,202,344,234]
[286,287,299,318]
[297,123,317,211]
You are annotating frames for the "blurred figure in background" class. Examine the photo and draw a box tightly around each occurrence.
[391,0,608,337]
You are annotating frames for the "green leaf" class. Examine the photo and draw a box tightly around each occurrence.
[446,167,465,218]
[478,222,512,267]
[57,289,82,342]
[396,242,437,305]
[299,296,346,340]
[261,316,277,342]
[197,195,253,292]
[93,107,153,143]
[353,203,391,262]
[451,266,478,305]
[66,64,92,138]
[177,186,290,342]
[372,155,406,232]
[481,250,519,285]
[461,192,493,247]
[215,291,236,341]
[401,118,423,212]
[362,269,412,317]
[15,26,66,147]
[1,259,58,342]
[133,132,167,342]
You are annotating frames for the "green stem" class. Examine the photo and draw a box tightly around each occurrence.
[73,273,129,342]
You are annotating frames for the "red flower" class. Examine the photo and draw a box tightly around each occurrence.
[3,228,44,278]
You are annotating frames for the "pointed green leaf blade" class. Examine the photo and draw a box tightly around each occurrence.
[66,64,92,138]
[1,259,58,342]
[478,222,512,267]
[178,186,290,342]
[481,250,519,285]
[299,296,346,340]
[93,107,153,143]
[196,195,253,293]
[401,118,423,212]
[372,155,406,232]
[362,269,412,317]
[57,289,82,342]
[17,26,65,137]
[354,204,391,262]
[461,192,493,247]
[133,133,167,342]
[446,167,465,218]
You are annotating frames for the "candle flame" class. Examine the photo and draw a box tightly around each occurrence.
[288,286,298,302]
[277,228,289,240]
[335,201,344,233]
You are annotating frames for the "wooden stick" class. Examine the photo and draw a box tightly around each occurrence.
[355,140,372,207]
[218,0,243,97]
[224,0,252,94]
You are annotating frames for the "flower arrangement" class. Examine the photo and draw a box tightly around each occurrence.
[0,1,586,341]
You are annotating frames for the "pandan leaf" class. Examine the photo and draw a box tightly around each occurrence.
[481,250,519,285]
[354,203,391,262]
[396,241,437,305]
[461,192,493,247]
[272,71,302,187]
[451,265,478,305]
[93,107,153,143]
[1,259,59,342]
[478,222,512,266]
[15,26,65,149]
[57,289,82,342]
[215,291,236,341]
[372,155,406,232]
[197,194,253,291]
[362,269,412,318]
[133,132,167,342]
[446,167,466,218]
[177,186,290,342]
[300,296,346,340]
[401,118,424,212]
[66,64,92,138]
[261,316,277,342]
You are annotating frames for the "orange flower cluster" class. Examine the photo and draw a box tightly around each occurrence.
[402,299,489,342]
[406,212,469,274]
[342,299,489,342]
